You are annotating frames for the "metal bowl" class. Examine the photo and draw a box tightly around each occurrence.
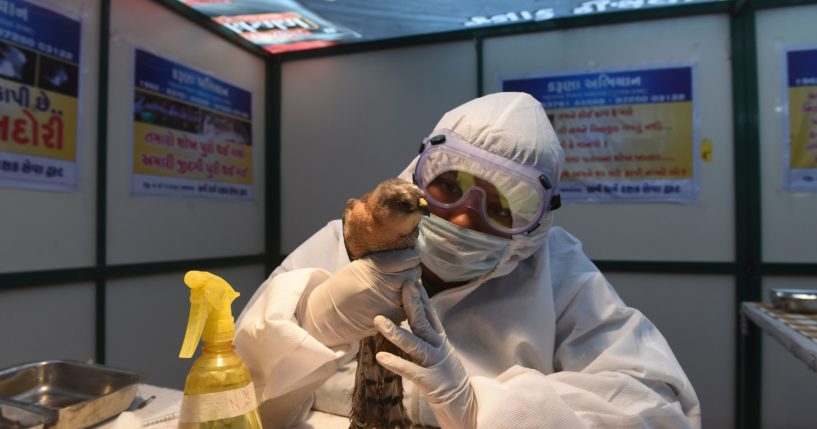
[769,288,817,314]
[0,360,140,429]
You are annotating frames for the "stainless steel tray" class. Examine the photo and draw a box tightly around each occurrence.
[0,360,140,429]
[0,397,56,428]
[769,288,817,314]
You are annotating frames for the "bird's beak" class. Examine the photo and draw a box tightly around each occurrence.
[418,198,430,216]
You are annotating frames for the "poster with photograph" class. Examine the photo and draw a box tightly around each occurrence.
[132,49,253,200]
[504,66,698,203]
[0,0,81,191]
[784,47,817,191]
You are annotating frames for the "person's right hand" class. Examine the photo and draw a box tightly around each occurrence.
[298,248,421,348]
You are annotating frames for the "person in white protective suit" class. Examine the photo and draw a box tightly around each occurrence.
[234,92,701,429]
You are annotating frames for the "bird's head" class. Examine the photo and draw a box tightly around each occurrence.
[370,178,429,236]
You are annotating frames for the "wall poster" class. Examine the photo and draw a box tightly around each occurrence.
[132,49,253,200]
[0,0,81,191]
[784,46,817,191]
[503,66,699,203]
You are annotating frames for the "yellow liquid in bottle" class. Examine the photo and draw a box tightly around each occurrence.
[179,342,262,429]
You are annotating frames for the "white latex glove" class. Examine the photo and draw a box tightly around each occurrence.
[299,247,421,348]
[374,283,478,429]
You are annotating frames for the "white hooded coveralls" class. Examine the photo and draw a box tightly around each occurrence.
[234,93,701,428]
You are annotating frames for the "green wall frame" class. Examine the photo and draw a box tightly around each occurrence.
[731,5,762,428]
[265,55,283,276]
[96,0,111,364]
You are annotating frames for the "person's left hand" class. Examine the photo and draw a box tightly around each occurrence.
[373,283,478,429]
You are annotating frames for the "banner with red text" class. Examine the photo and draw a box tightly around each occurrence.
[132,49,253,200]
[504,66,698,203]
[0,0,81,191]
[784,46,817,191]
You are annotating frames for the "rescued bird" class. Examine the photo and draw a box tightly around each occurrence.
[343,178,429,429]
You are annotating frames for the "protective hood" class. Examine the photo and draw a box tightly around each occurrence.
[399,92,564,291]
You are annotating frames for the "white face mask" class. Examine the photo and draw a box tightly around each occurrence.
[418,214,512,283]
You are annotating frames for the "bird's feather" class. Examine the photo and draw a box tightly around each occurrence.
[343,178,427,429]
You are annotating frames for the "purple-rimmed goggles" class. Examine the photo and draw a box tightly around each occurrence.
[413,129,560,236]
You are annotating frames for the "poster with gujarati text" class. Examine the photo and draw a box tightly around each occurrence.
[785,47,817,191]
[132,49,253,200]
[503,66,698,203]
[0,0,80,191]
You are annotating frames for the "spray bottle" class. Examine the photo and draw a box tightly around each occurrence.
[178,271,262,429]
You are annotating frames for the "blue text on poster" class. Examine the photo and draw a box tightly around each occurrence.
[133,49,253,200]
[785,47,817,191]
[504,66,698,203]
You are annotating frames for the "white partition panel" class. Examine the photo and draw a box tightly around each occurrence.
[280,42,476,252]
[0,0,99,272]
[107,0,266,264]
[0,282,95,369]
[609,273,735,429]
[106,265,266,389]
[483,15,734,262]
[757,4,817,263]
[760,278,817,429]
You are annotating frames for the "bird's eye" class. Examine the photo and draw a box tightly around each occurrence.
[397,200,412,211]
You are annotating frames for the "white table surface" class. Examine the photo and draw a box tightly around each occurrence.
[97,384,350,429]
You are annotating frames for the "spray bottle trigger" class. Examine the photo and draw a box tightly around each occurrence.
[179,290,208,359]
